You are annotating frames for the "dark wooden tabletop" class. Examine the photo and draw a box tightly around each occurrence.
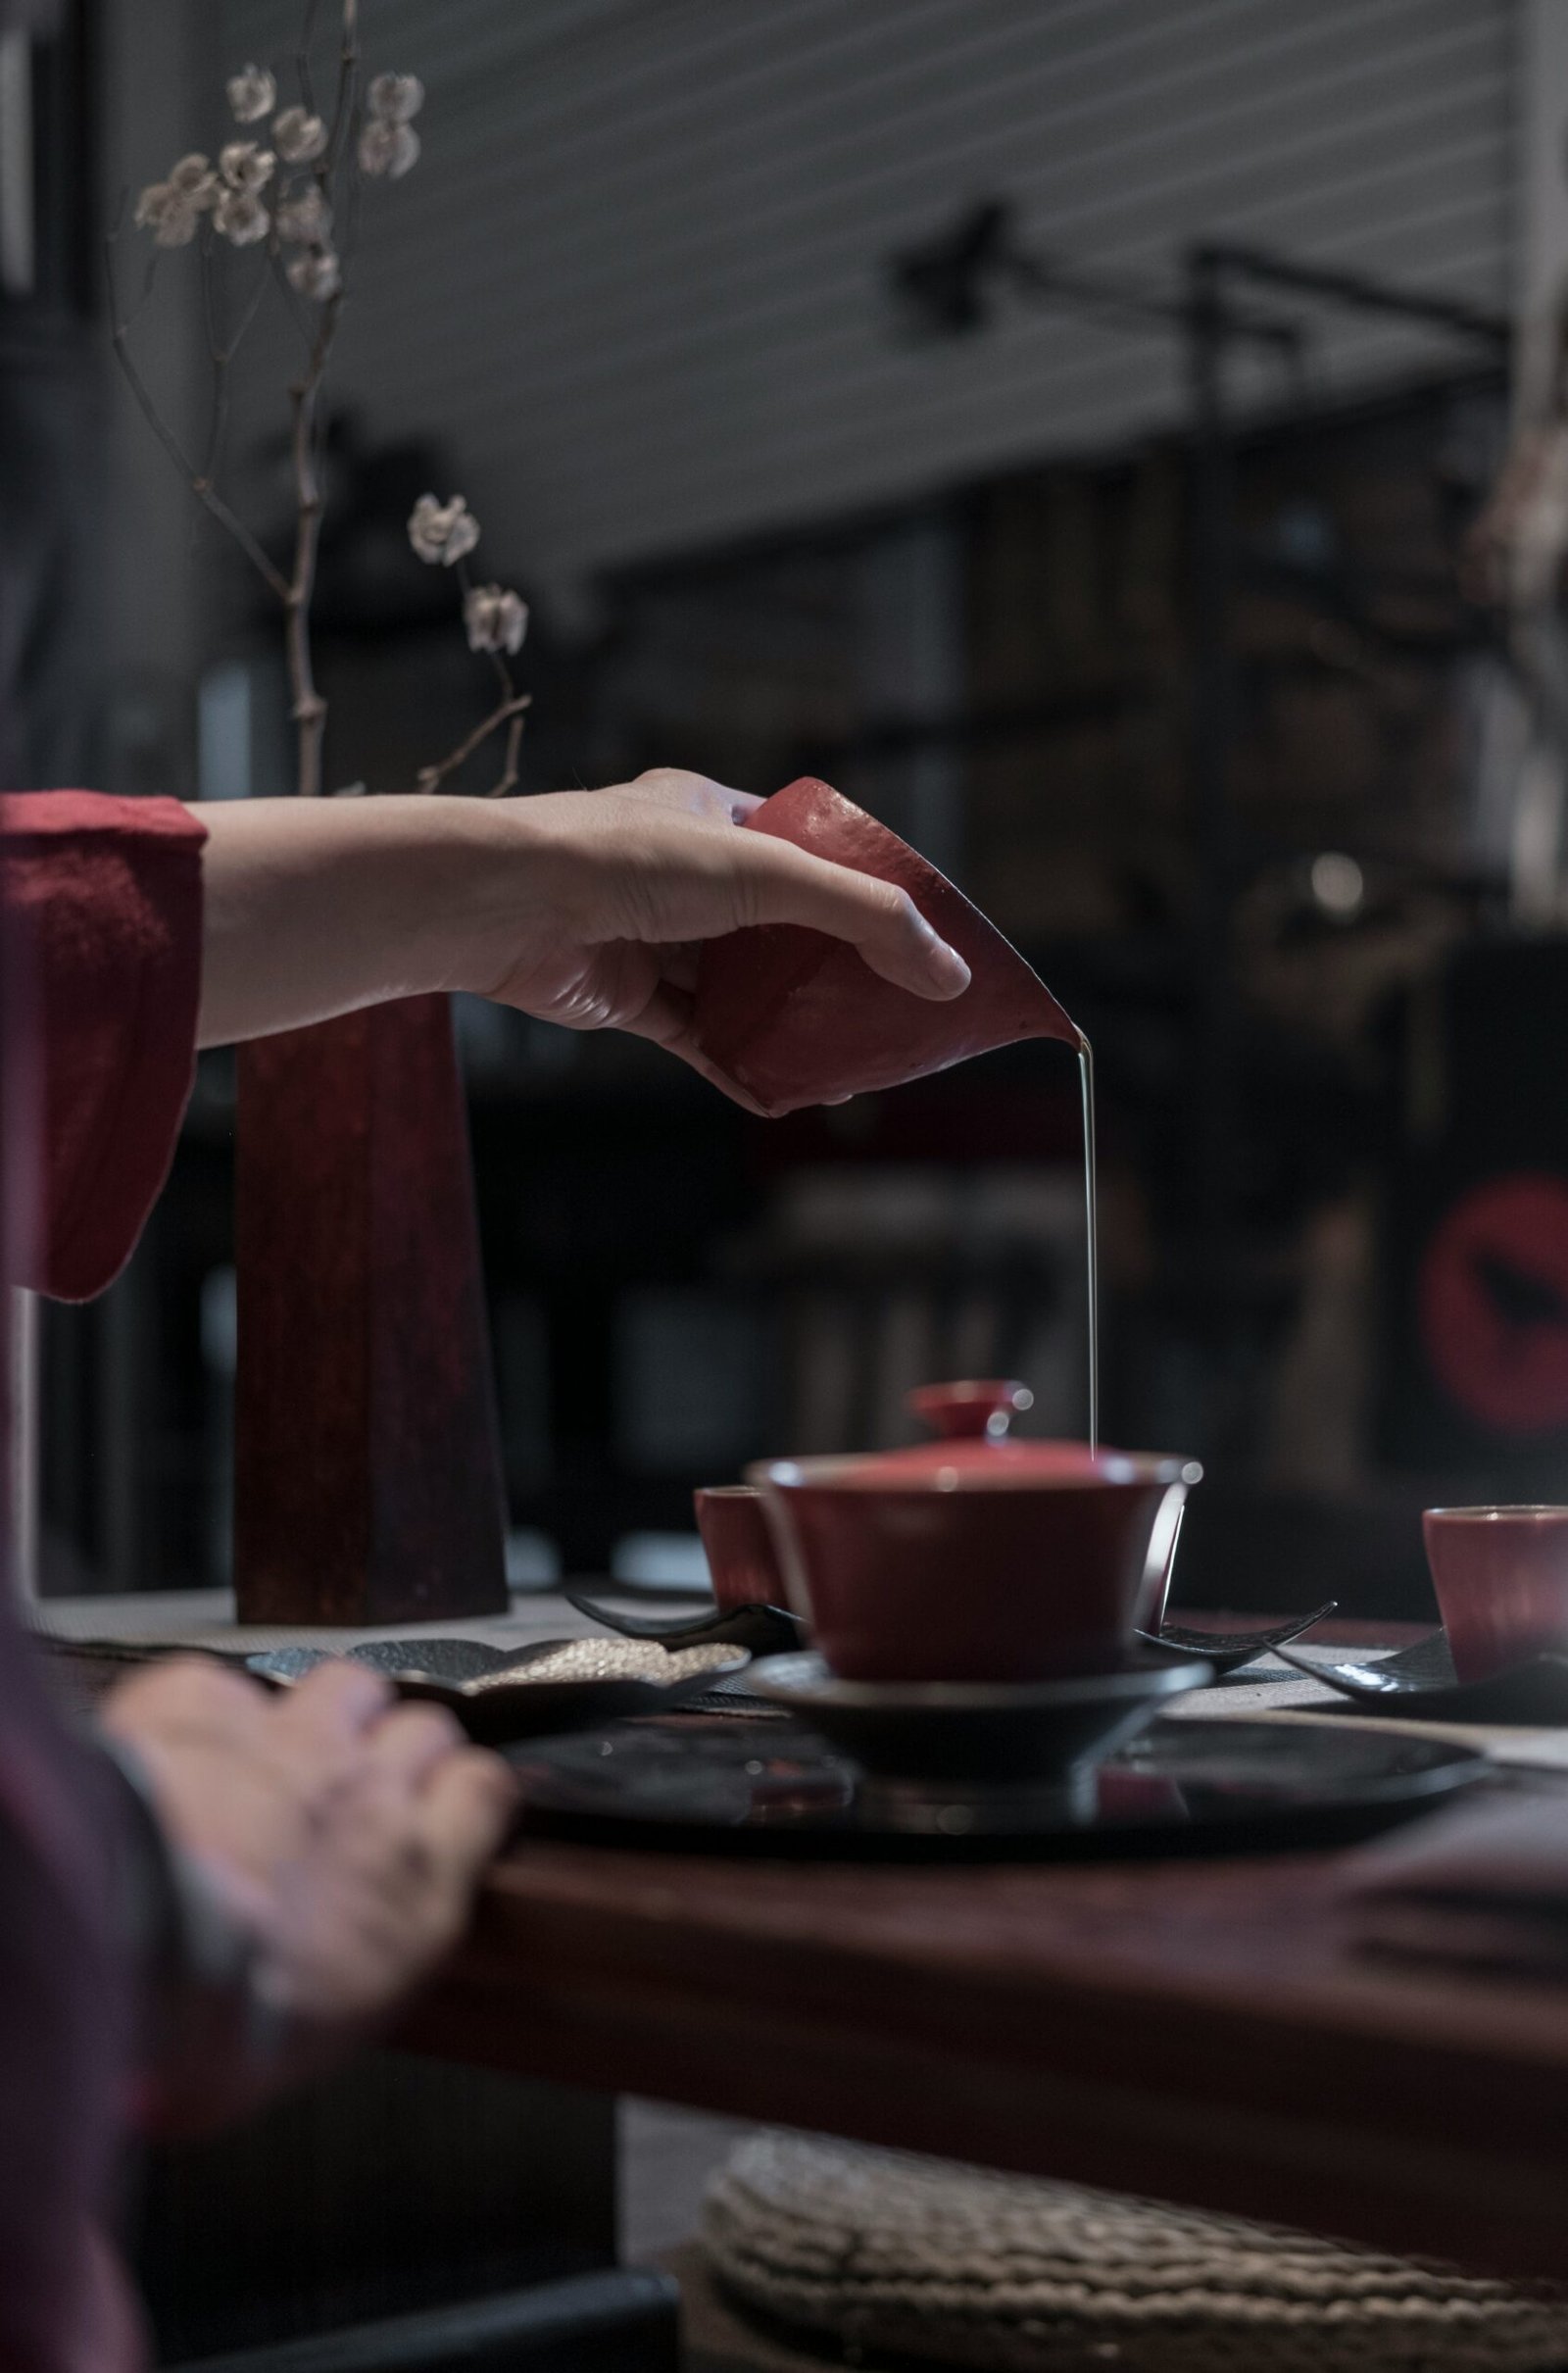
[408,1690,1568,2285]
[47,1604,1567,2280]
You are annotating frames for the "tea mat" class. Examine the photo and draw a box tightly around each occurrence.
[703,2132,1568,2373]
[26,1585,607,1659]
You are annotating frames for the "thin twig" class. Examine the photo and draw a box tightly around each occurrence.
[279,0,360,795]
[284,291,343,793]
[297,0,320,112]
[196,234,270,500]
[324,0,360,174]
[416,693,532,793]
[106,235,291,604]
[491,712,525,797]
[267,237,323,357]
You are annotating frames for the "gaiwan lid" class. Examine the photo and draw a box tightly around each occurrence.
[799,1382,1147,1486]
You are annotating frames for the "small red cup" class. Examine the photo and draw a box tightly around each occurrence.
[1423,1505,1568,1682]
[694,1485,787,1611]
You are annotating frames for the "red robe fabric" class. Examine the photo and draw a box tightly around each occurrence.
[0,791,207,2371]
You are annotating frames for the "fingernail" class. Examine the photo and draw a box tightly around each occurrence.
[925,939,970,994]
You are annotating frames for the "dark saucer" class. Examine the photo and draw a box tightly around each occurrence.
[1278,1629,1568,1725]
[746,1647,1211,1782]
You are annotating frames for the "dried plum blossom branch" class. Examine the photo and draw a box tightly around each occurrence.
[407,502,531,795]
[280,2,359,795]
[415,690,532,795]
[112,0,527,803]
[198,227,271,504]
[110,4,375,792]
[106,211,290,604]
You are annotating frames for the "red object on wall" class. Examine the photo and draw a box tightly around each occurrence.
[1418,1171,1568,1437]
[234,994,509,1625]
[692,778,1079,1115]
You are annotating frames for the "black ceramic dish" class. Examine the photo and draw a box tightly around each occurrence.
[745,1647,1211,1782]
[565,1592,805,1656]
[507,1714,1486,1861]
[245,1637,751,1745]
[1141,1603,1339,1675]
[1276,1630,1568,1725]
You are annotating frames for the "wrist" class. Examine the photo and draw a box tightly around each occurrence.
[416,793,561,1000]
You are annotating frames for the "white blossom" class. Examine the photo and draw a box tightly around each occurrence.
[273,106,328,165]
[220,140,275,193]
[168,152,219,208]
[214,188,270,247]
[409,493,480,567]
[133,181,202,247]
[286,244,341,301]
[226,62,276,124]
[464,584,528,657]
[367,72,424,124]
[358,119,419,179]
[275,186,332,244]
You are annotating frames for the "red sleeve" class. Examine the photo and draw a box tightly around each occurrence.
[1,792,207,1303]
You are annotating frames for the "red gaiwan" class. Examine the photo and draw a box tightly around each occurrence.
[692,778,1080,1114]
[749,1383,1198,1685]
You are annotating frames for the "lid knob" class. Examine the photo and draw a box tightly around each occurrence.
[907,1380,1035,1443]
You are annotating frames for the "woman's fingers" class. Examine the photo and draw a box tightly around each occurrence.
[102,1655,270,1747]
[734,838,970,1001]
[272,1658,393,1752]
[417,1749,518,1872]
[361,1701,466,1790]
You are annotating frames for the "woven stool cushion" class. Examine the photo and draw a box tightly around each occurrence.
[701,2132,1568,2373]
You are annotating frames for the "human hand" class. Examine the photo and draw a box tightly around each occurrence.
[457,769,972,1110]
[197,772,969,1105]
[100,1656,515,2029]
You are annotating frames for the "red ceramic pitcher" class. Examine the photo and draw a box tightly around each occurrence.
[692,778,1080,1114]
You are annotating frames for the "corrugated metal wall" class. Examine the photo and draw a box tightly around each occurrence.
[216,0,1518,597]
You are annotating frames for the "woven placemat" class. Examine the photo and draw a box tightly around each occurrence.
[702,2133,1568,2373]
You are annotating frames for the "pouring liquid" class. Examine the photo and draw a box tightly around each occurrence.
[1078,1033,1099,1455]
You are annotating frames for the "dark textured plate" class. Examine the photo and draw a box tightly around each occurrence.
[245,1637,751,1745]
[745,1647,1211,1781]
[1142,1603,1339,1675]
[508,1714,1486,1861]
[1277,1630,1568,1725]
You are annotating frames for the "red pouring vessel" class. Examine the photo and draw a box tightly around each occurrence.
[692,777,1080,1114]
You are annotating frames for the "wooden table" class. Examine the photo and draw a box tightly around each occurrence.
[40,1595,1568,2284]
[408,1649,1568,2287]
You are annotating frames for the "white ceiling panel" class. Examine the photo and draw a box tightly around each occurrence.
[210,0,1517,597]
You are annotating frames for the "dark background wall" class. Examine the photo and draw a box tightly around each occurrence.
[11,0,1566,1618]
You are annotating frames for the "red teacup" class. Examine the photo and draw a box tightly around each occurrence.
[1424,1505,1568,1683]
[694,1485,786,1611]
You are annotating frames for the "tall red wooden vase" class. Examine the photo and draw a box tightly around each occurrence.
[233,994,509,1625]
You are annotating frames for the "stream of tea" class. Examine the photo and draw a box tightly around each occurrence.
[1078,1034,1099,1455]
